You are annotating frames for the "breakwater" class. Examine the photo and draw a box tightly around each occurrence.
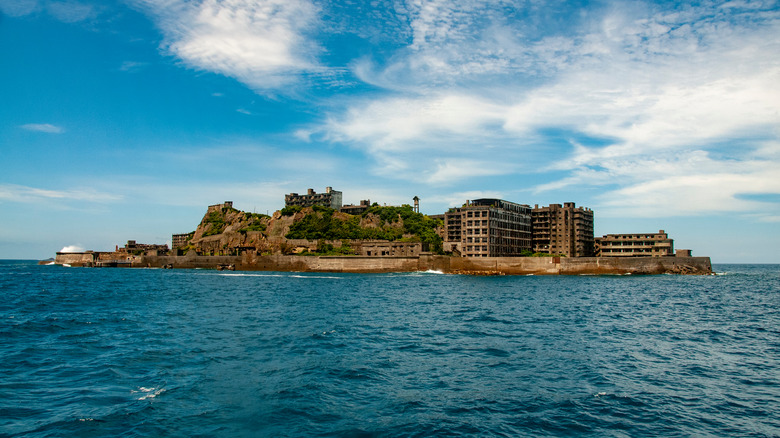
[54,252,712,275]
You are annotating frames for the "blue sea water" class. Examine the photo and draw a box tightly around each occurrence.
[1,261,778,437]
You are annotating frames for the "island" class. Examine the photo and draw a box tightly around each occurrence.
[51,188,712,275]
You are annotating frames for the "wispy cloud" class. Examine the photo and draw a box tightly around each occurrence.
[0,0,98,22]
[21,123,65,134]
[119,61,148,72]
[130,0,323,92]
[0,0,38,17]
[317,0,780,217]
[0,184,121,203]
[46,0,97,23]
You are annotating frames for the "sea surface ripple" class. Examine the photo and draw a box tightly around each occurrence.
[1,261,779,437]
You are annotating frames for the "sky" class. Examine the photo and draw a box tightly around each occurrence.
[1,0,779,263]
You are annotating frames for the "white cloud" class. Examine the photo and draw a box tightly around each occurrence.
[318,0,780,217]
[435,190,507,208]
[131,0,322,91]
[21,123,64,134]
[324,93,506,152]
[0,184,121,203]
[426,158,512,185]
[536,149,780,217]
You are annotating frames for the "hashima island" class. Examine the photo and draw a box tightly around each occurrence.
[53,186,712,275]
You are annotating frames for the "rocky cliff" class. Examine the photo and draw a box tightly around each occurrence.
[185,204,443,255]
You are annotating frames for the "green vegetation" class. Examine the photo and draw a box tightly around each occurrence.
[239,212,269,235]
[280,205,302,216]
[298,239,357,256]
[202,210,228,237]
[285,205,444,254]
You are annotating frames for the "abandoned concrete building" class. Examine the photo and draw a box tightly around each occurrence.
[207,201,233,213]
[532,202,595,257]
[285,187,343,210]
[595,230,674,257]
[444,199,532,257]
[361,241,422,257]
[340,199,371,215]
[172,232,195,250]
[119,240,169,254]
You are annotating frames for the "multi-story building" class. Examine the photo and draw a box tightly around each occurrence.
[444,199,532,257]
[532,202,594,257]
[595,230,674,257]
[284,187,343,210]
[172,232,194,249]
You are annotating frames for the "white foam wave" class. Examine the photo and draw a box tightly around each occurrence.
[134,386,165,400]
[290,274,342,279]
[419,269,445,274]
[218,273,285,278]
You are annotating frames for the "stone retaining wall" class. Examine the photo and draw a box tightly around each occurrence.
[134,254,711,275]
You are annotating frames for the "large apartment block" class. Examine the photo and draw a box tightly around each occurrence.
[444,199,532,257]
[595,230,674,257]
[532,202,595,257]
[284,187,343,210]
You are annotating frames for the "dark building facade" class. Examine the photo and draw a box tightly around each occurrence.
[285,187,343,210]
[444,199,532,257]
[532,202,595,257]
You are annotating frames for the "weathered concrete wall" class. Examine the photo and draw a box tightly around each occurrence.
[55,252,96,266]
[134,254,711,275]
[143,253,420,273]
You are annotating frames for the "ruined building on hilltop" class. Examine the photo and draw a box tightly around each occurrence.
[284,187,343,210]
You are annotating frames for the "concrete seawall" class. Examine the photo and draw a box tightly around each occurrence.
[56,252,711,275]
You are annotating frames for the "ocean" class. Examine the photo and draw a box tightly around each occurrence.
[1,260,778,437]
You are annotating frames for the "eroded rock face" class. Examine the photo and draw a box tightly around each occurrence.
[189,206,275,254]
[187,205,432,255]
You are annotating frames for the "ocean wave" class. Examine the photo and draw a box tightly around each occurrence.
[135,386,165,400]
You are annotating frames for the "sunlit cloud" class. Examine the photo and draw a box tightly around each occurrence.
[131,0,322,92]
[318,0,780,217]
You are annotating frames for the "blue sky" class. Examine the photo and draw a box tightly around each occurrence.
[1,0,779,263]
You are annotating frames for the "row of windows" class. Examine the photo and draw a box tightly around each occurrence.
[601,241,660,246]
